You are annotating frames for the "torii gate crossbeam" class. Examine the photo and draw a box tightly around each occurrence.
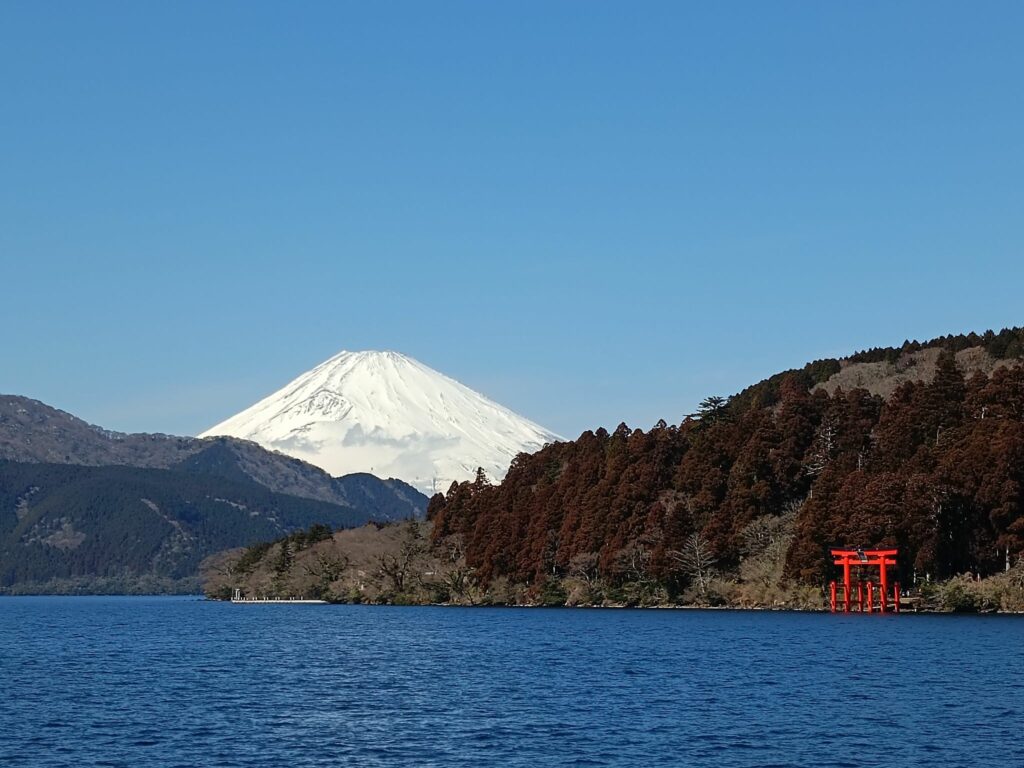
[829,548,900,614]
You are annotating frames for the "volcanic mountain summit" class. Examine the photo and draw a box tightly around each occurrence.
[200,351,561,495]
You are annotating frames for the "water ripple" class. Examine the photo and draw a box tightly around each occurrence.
[1,598,1022,767]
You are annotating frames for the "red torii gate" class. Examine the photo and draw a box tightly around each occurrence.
[830,548,900,613]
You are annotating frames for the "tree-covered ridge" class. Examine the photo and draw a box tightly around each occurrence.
[0,460,381,592]
[727,326,1024,414]
[848,326,1024,365]
[0,396,428,519]
[203,520,456,605]
[428,349,1024,598]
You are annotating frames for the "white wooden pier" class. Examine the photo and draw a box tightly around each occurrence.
[230,588,327,604]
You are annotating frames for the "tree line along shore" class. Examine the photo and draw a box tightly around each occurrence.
[202,519,1024,613]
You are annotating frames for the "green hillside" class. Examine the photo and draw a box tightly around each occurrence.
[0,460,372,593]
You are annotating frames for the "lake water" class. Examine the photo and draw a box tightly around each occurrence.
[1,597,1022,767]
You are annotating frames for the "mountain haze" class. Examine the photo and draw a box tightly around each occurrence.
[200,351,561,495]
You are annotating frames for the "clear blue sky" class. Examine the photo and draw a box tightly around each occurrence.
[2,2,1022,439]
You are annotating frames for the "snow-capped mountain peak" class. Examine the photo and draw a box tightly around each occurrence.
[199,351,561,495]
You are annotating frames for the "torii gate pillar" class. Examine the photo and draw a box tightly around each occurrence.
[829,549,899,614]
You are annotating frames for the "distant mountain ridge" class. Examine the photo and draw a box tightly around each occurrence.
[0,459,375,593]
[200,350,561,495]
[0,395,428,593]
[0,394,426,518]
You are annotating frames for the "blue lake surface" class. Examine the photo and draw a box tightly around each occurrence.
[1,597,1022,767]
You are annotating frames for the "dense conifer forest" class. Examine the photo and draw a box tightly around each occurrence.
[0,461,394,593]
[427,330,1024,602]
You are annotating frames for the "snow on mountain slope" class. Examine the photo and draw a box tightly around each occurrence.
[199,351,561,495]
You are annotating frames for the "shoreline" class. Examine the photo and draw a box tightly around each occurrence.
[206,596,1024,615]
[4,591,1021,615]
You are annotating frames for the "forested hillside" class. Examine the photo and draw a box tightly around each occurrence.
[0,395,426,518]
[428,331,1024,602]
[0,460,383,593]
[0,396,428,593]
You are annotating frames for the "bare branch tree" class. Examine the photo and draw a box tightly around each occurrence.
[613,544,653,585]
[303,552,349,582]
[568,552,600,587]
[669,533,718,596]
[805,418,837,477]
[376,520,427,594]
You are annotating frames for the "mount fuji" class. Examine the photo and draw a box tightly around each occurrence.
[199,351,562,495]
